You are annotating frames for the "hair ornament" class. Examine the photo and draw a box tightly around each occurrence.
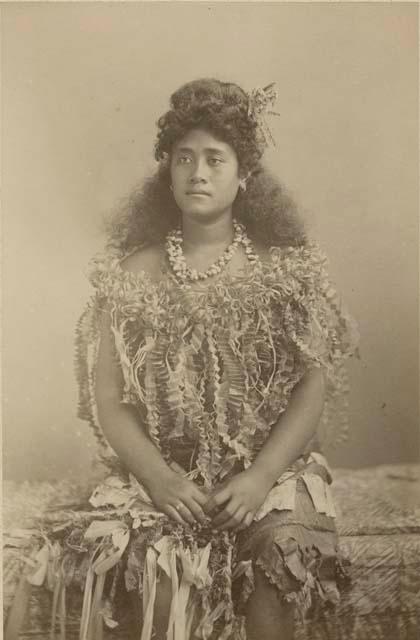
[247,82,280,148]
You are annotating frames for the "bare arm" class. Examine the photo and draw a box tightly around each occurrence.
[94,308,208,525]
[249,365,326,485]
[205,366,326,530]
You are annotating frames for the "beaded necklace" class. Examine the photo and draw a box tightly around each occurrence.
[165,220,259,287]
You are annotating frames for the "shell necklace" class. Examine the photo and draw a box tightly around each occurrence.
[165,220,259,286]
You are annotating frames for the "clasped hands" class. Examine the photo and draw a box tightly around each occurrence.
[147,467,273,532]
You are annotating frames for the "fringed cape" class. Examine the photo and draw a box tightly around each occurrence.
[76,241,359,479]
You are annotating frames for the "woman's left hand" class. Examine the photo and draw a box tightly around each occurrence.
[204,469,273,532]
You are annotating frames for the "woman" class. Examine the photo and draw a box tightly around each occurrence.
[10,78,359,640]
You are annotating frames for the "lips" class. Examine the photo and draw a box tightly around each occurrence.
[186,191,211,196]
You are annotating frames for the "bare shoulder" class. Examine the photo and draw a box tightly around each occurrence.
[120,244,165,280]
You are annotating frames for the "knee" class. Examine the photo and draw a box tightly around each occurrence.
[252,566,295,612]
[245,567,295,640]
[253,566,278,600]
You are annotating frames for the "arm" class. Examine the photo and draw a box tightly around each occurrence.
[94,308,208,525]
[249,366,326,486]
[205,366,326,530]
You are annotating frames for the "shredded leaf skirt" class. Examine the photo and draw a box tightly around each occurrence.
[5,453,348,640]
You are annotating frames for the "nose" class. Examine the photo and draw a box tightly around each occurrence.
[189,158,208,183]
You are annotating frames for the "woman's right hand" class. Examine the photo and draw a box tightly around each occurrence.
[147,470,210,527]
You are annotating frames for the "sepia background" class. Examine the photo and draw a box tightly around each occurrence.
[2,2,418,481]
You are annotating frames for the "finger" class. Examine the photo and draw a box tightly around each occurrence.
[191,486,210,507]
[223,507,247,532]
[177,502,197,526]
[165,505,188,527]
[219,517,241,531]
[184,498,209,525]
[204,488,231,514]
[229,507,247,532]
[212,501,241,528]
[235,511,254,532]
[212,507,236,527]
[219,511,247,531]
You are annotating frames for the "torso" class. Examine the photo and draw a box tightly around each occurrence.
[111,241,308,484]
[85,238,355,479]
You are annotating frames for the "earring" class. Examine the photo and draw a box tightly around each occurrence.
[169,184,173,192]
[239,180,247,192]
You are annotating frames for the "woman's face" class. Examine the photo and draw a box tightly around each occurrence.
[170,128,242,222]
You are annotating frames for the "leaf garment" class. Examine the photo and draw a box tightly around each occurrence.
[76,240,360,477]
[20,241,360,639]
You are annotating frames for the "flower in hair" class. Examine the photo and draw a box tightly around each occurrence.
[247,82,280,148]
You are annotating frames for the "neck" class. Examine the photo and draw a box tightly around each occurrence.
[181,213,234,251]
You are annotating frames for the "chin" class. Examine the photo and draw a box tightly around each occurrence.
[183,208,228,222]
[182,203,217,217]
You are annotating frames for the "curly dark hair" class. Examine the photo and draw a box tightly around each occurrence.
[106,78,308,252]
[155,78,264,174]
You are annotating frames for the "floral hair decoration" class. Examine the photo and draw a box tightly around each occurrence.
[246,82,281,149]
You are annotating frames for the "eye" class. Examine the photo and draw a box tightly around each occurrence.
[177,155,191,164]
[209,157,223,166]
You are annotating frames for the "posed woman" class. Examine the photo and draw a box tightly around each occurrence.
[9,78,359,640]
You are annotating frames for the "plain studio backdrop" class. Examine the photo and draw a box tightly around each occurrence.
[2,2,418,482]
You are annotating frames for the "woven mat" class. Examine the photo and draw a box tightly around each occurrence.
[333,464,420,536]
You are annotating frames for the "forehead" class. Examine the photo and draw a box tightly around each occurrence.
[173,128,234,155]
